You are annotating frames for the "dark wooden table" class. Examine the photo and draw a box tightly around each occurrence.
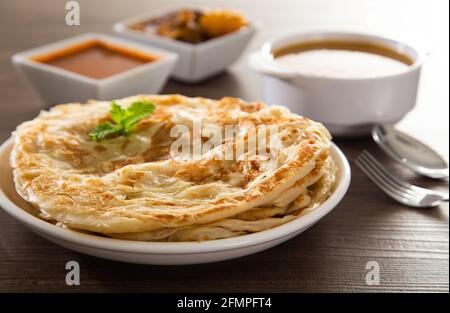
[0,0,448,292]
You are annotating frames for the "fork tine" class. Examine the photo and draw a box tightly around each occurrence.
[357,152,448,207]
[361,151,415,191]
[363,152,450,203]
[355,157,412,202]
[357,157,413,200]
[359,151,415,196]
[355,159,408,202]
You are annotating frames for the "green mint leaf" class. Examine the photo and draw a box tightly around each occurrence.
[88,100,156,141]
[122,100,156,133]
[127,100,156,116]
[88,121,121,142]
[110,101,128,125]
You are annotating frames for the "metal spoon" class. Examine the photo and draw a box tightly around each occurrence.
[372,124,449,180]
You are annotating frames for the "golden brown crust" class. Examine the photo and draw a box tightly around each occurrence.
[107,156,338,242]
[11,94,333,238]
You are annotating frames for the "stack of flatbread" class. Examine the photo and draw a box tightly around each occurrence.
[10,95,337,241]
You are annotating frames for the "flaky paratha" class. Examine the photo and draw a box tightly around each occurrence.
[108,154,337,241]
[11,94,335,241]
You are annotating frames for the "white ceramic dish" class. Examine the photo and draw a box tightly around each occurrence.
[0,139,350,265]
[249,31,423,136]
[12,33,178,104]
[113,6,257,83]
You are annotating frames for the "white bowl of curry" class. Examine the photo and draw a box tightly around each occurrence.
[12,33,178,104]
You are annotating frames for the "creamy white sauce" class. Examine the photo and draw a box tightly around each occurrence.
[275,49,410,79]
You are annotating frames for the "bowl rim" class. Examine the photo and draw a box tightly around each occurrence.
[0,138,351,254]
[11,32,179,85]
[251,30,424,82]
[112,5,259,50]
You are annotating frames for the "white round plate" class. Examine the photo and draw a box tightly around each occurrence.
[0,139,351,265]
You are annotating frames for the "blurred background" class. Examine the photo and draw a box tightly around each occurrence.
[0,0,448,158]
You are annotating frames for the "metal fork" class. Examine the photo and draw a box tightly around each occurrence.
[355,151,449,207]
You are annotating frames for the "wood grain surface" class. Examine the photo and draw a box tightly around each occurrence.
[0,0,448,292]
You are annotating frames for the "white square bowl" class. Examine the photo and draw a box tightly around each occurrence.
[12,33,178,105]
[113,7,257,83]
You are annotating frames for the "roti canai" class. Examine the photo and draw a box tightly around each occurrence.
[10,95,336,241]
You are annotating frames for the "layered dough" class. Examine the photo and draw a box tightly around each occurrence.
[11,94,337,241]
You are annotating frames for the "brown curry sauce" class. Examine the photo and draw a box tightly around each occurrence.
[30,40,158,79]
